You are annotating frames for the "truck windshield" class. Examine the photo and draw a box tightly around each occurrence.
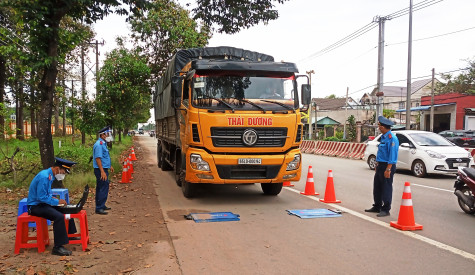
[191,75,296,111]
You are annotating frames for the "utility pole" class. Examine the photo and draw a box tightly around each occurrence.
[405,0,413,130]
[373,15,389,134]
[81,45,86,144]
[430,68,435,132]
[87,40,104,97]
[306,70,315,139]
[344,87,349,140]
[68,80,81,137]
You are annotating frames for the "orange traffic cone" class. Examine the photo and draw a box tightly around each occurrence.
[319,170,341,203]
[283,181,294,187]
[300,166,319,195]
[120,161,130,183]
[130,147,138,161]
[127,158,133,180]
[390,182,423,231]
[128,154,134,174]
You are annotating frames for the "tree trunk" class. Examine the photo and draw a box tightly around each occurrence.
[54,88,59,136]
[30,86,36,138]
[16,80,25,140]
[0,55,5,140]
[30,107,36,138]
[38,25,60,170]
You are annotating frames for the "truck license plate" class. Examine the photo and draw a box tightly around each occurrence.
[238,158,262,165]
[453,162,467,167]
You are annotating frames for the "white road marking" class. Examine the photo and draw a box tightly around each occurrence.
[284,187,475,262]
[411,183,453,193]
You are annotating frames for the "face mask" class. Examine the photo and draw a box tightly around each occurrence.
[105,136,112,142]
[55,173,66,181]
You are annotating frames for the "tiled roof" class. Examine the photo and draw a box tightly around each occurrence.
[370,79,434,97]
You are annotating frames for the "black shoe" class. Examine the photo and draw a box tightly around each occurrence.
[69,237,81,241]
[377,210,390,217]
[52,246,72,256]
[103,206,111,210]
[95,209,108,215]
[365,206,381,213]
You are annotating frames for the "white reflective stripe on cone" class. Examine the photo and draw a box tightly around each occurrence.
[401,199,413,206]
[328,171,333,177]
[404,186,411,193]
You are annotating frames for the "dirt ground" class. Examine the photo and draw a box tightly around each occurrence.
[0,139,178,275]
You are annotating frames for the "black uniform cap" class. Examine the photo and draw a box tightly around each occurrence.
[378,116,395,128]
[54,157,77,174]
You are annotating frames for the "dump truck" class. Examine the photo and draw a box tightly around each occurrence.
[153,47,311,198]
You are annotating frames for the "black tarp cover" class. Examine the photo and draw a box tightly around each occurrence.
[155,47,274,120]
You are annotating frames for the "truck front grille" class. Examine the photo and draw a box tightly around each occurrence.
[216,165,281,179]
[210,127,287,147]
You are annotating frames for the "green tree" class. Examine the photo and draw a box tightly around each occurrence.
[2,0,149,169]
[130,0,211,83]
[437,59,475,94]
[325,94,337,99]
[383,109,395,118]
[193,0,288,34]
[96,42,151,141]
[347,115,356,142]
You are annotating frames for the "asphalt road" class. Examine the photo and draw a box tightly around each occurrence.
[138,136,475,274]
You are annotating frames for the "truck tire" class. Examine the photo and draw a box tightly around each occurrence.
[261,183,283,196]
[159,145,173,171]
[157,144,162,168]
[175,154,183,187]
[181,177,196,198]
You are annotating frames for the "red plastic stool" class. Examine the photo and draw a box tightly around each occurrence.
[14,213,50,254]
[65,210,90,251]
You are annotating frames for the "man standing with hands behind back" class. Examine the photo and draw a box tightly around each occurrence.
[365,116,399,217]
[93,126,114,215]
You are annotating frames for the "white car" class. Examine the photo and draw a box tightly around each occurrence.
[363,130,474,177]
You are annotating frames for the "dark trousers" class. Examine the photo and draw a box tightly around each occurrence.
[372,162,396,212]
[29,204,77,247]
[94,168,109,211]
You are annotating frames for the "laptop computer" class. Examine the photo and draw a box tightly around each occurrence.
[53,185,89,214]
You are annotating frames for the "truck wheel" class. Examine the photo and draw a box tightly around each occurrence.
[175,155,182,187]
[261,183,283,196]
[157,145,163,168]
[181,178,196,198]
[160,146,173,171]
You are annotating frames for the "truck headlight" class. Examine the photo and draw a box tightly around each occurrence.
[425,150,445,159]
[286,154,301,171]
[190,154,210,171]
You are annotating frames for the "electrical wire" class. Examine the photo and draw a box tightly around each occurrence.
[385,26,475,47]
[299,0,445,63]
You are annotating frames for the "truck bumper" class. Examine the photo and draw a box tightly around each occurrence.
[185,148,302,184]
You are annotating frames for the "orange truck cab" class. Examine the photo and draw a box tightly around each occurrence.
[154,47,311,197]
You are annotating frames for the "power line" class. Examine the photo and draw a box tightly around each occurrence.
[385,26,475,47]
[299,0,445,63]
[345,67,470,97]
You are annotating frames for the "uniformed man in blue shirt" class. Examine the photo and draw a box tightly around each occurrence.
[93,126,114,215]
[27,157,78,256]
[365,116,399,217]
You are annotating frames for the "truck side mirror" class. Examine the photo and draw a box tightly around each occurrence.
[171,76,183,109]
[300,84,311,106]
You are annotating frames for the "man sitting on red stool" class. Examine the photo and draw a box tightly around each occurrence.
[27,157,78,256]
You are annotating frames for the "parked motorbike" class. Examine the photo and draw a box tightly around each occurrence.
[454,167,475,214]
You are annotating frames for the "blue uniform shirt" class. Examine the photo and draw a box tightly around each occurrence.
[93,138,111,169]
[27,168,60,206]
[376,130,399,164]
